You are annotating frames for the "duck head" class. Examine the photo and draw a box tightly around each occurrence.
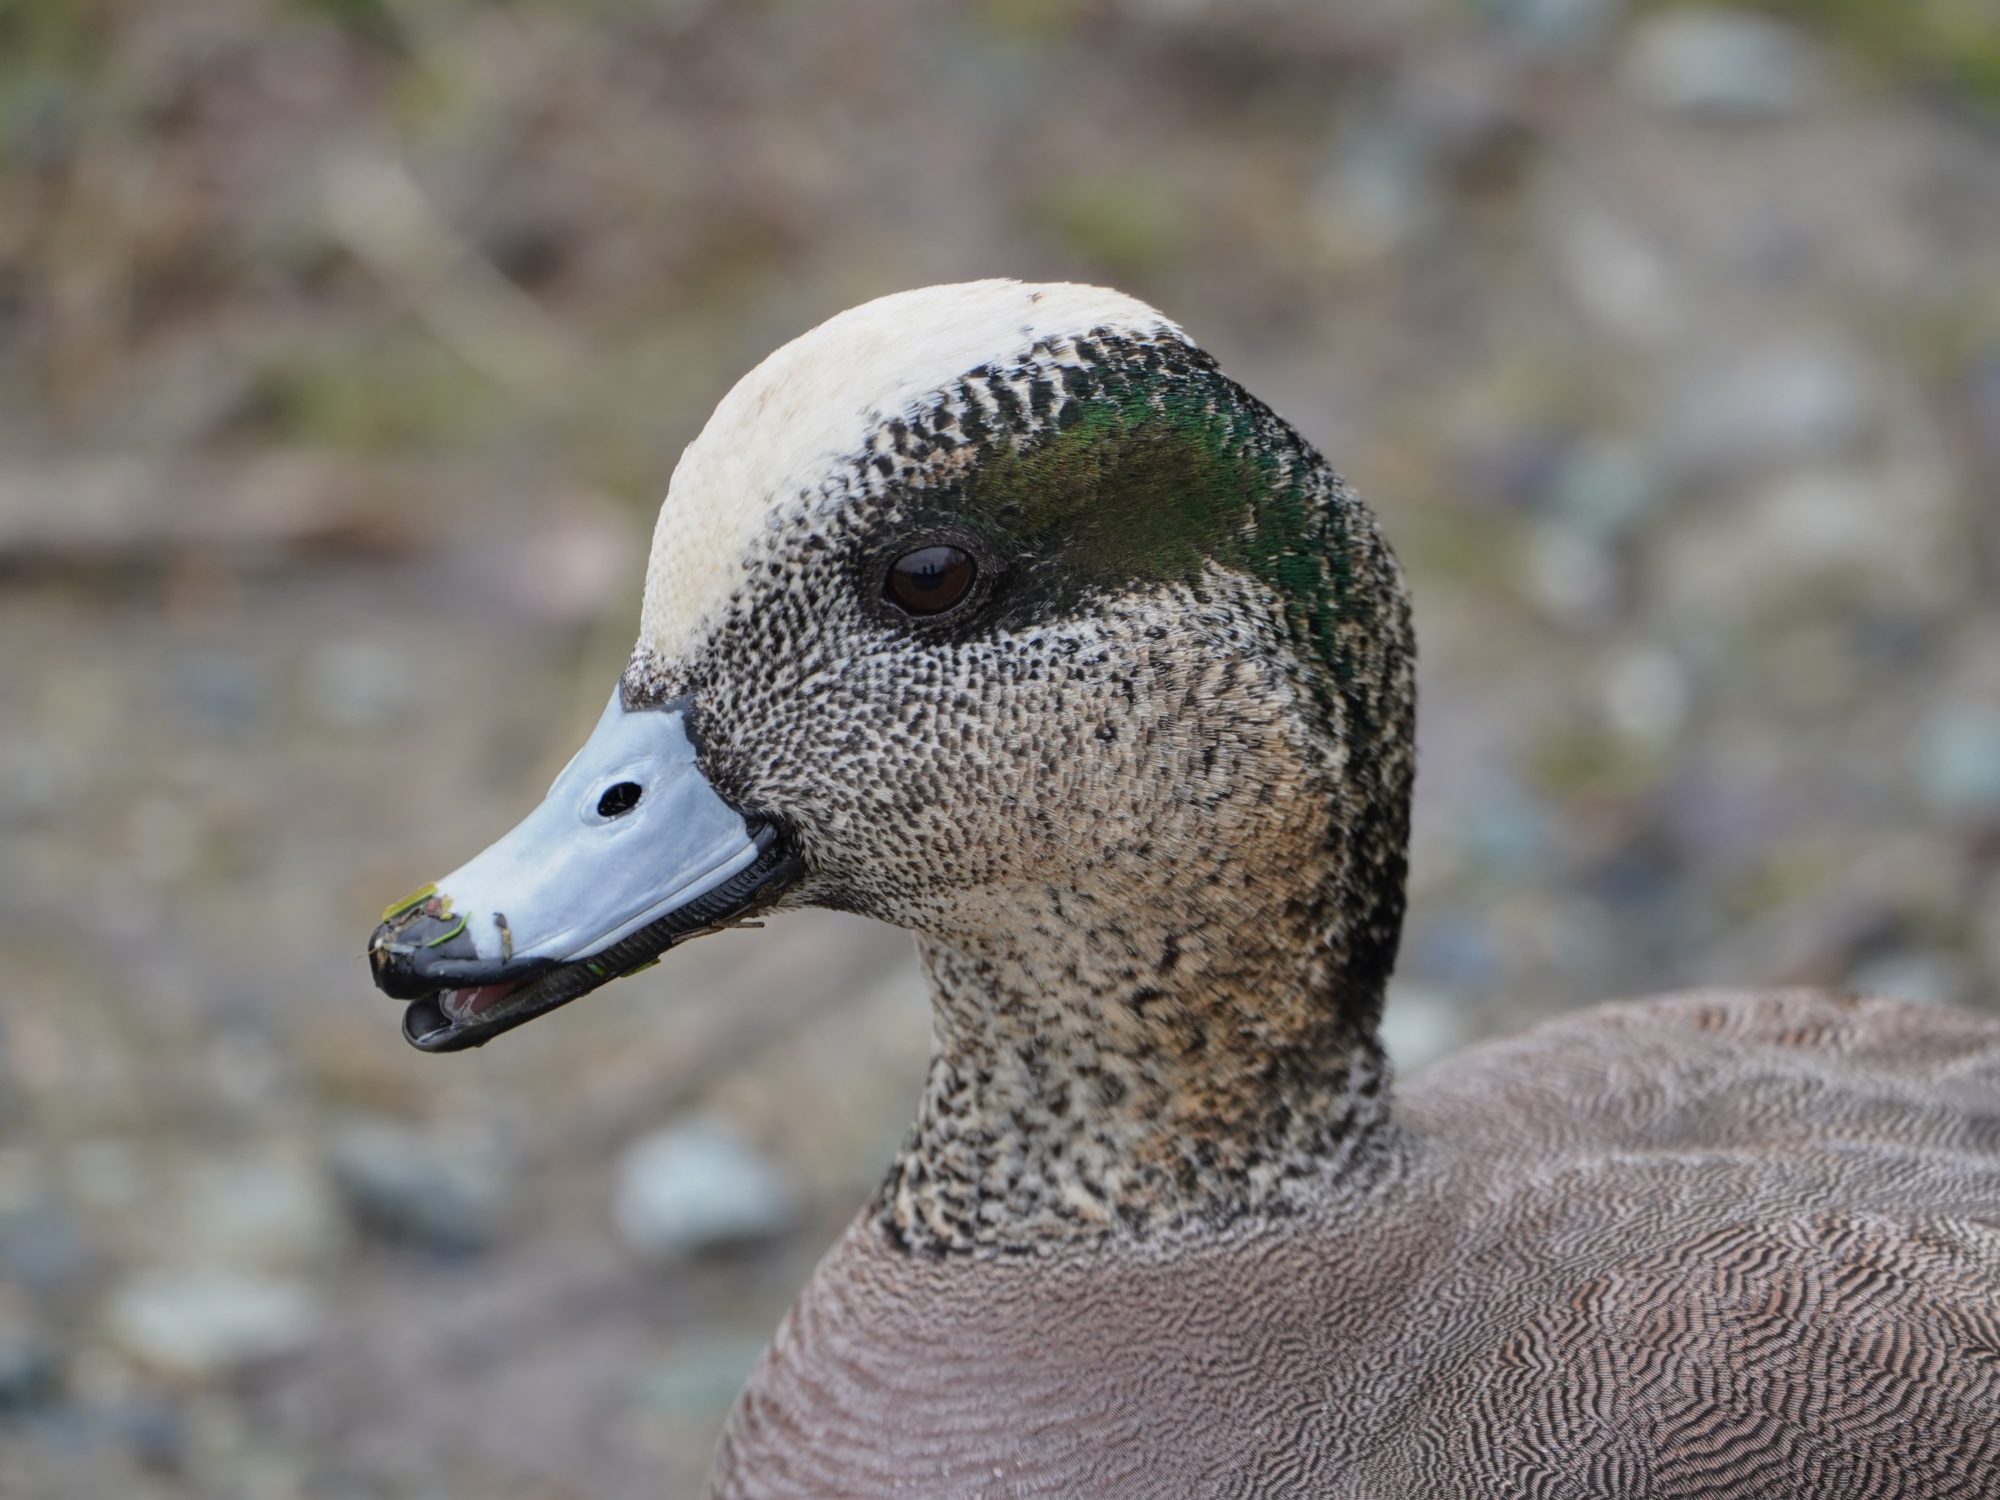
[369,280,1414,1238]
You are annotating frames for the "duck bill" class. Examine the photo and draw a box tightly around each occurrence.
[366,691,799,1053]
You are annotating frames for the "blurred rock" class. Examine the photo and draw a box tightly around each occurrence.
[105,1269,319,1380]
[173,653,268,739]
[1916,708,2000,820]
[1462,777,1552,880]
[1381,983,1470,1075]
[1525,523,1623,627]
[1654,460,1960,627]
[1659,757,1807,872]
[1115,0,1214,18]
[1623,10,1817,119]
[1399,50,1525,166]
[128,796,201,886]
[304,639,420,732]
[1477,0,1625,57]
[101,1397,189,1472]
[64,1141,148,1216]
[1846,950,1973,1010]
[1978,873,2000,987]
[171,1154,343,1270]
[1663,344,1876,481]
[615,1119,799,1262]
[1969,354,2000,472]
[1317,58,1524,261]
[0,1312,61,1411]
[1407,912,1503,992]
[1542,179,1680,344]
[0,1195,93,1298]
[1544,439,1660,544]
[327,1119,515,1256]
[1451,420,1568,512]
[0,456,414,575]
[1315,99,1443,257]
[490,499,643,627]
[1602,645,1690,745]
[638,1334,770,1419]
[0,727,63,828]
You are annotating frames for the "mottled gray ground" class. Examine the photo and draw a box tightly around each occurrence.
[3,2,1998,1495]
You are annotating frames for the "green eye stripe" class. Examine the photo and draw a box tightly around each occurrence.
[950,353,1360,703]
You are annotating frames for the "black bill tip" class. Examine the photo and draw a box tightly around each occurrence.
[389,824,800,1054]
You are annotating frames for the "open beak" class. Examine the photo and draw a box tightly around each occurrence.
[366,691,799,1052]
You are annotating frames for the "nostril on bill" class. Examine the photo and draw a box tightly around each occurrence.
[597,781,643,818]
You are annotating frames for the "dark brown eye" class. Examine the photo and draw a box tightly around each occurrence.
[884,545,977,616]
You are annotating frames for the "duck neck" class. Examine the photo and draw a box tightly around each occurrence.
[876,877,1399,1256]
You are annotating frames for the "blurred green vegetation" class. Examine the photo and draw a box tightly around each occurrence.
[1655,0,2000,110]
[1028,173,1190,279]
[0,0,103,64]
[245,342,510,453]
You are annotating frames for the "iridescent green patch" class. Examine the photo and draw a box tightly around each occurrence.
[954,351,1362,695]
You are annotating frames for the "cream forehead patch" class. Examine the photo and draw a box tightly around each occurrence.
[636,279,1181,665]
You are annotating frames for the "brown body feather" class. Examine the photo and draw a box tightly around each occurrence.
[713,990,2000,1497]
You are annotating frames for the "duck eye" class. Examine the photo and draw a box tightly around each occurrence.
[596,781,642,818]
[884,545,976,617]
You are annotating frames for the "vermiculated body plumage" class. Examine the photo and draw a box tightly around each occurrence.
[717,990,2000,1496]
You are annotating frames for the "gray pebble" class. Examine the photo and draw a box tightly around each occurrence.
[103,1398,190,1471]
[1381,984,1471,1076]
[0,1320,60,1410]
[1662,344,1875,480]
[1969,355,2000,470]
[1478,0,1626,57]
[1846,951,1973,1010]
[171,1154,343,1269]
[1917,708,2000,819]
[1316,101,1441,255]
[0,1196,93,1296]
[639,1334,771,1418]
[1977,873,2000,988]
[1545,439,1660,544]
[304,639,420,731]
[105,1268,319,1380]
[327,1119,514,1256]
[1624,10,1817,119]
[614,1119,799,1262]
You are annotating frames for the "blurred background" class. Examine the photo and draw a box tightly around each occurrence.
[2,0,1998,1494]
